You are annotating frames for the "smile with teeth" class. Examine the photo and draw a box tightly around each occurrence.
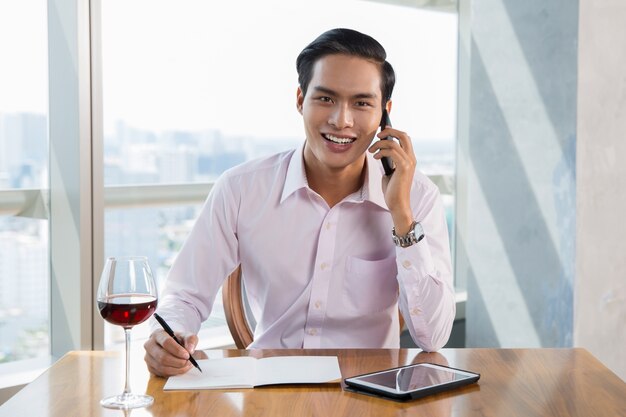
[323,134,356,144]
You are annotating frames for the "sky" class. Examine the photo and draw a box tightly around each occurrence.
[0,1,48,115]
[0,0,458,141]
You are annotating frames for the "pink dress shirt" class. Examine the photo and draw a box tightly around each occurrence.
[155,143,455,350]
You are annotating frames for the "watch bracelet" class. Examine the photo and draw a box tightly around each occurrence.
[392,221,422,248]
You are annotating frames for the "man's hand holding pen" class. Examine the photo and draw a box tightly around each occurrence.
[144,317,202,377]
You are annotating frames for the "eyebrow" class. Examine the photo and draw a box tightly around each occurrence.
[312,86,378,100]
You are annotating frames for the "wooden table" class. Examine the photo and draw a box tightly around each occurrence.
[1,348,624,416]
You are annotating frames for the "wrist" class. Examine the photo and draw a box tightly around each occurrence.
[391,211,414,235]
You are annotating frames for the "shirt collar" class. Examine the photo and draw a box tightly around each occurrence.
[280,141,309,204]
[361,152,389,211]
[280,142,389,211]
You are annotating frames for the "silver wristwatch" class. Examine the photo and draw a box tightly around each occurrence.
[392,221,424,248]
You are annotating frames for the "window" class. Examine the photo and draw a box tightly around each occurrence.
[100,0,458,349]
[0,0,50,369]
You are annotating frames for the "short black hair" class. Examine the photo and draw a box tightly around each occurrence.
[296,28,395,106]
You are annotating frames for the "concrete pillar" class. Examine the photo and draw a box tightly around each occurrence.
[576,0,626,381]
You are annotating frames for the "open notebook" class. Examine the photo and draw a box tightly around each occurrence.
[164,356,342,390]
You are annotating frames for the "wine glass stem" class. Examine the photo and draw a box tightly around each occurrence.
[123,327,132,396]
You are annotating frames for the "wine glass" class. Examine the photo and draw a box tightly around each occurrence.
[97,256,158,409]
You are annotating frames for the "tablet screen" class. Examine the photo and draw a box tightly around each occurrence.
[354,363,474,392]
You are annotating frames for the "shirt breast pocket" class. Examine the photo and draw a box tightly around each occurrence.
[344,255,399,314]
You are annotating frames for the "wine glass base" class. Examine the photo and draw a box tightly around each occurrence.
[100,393,154,409]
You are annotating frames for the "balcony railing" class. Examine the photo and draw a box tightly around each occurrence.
[0,175,454,218]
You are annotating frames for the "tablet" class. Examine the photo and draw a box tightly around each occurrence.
[344,362,480,401]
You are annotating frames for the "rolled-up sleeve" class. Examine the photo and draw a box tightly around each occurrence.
[396,179,455,351]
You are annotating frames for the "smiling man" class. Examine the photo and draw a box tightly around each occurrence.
[144,28,455,377]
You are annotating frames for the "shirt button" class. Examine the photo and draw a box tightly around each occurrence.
[402,260,412,269]
[410,307,422,316]
[325,222,332,230]
[320,262,329,271]
[314,301,322,309]
[307,328,318,336]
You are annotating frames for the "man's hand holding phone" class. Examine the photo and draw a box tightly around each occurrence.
[368,112,417,236]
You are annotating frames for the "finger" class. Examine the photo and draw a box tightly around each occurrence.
[144,335,195,377]
[145,353,193,377]
[193,350,209,360]
[183,334,199,354]
[145,340,190,368]
[370,140,409,162]
[155,331,191,359]
[377,128,415,156]
[379,134,414,159]
[376,127,408,142]
[369,137,402,153]
[370,133,406,152]
[155,363,193,376]
[372,148,415,172]
[146,354,193,376]
[371,139,416,168]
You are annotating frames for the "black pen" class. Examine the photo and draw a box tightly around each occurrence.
[154,313,202,373]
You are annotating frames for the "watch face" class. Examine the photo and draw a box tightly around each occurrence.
[414,222,424,238]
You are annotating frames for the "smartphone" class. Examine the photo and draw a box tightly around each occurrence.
[379,109,395,176]
[344,362,480,401]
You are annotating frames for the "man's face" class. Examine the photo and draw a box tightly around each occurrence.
[297,54,389,174]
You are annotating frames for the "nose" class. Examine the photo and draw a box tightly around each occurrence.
[328,103,354,129]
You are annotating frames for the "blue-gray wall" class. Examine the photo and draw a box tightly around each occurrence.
[456,0,578,348]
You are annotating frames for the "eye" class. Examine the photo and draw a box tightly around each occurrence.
[318,96,333,103]
[355,101,372,107]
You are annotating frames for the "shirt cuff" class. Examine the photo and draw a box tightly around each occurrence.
[150,297,202,336]
[395,238,436,279]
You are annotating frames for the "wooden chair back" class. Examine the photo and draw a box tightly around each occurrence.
[222,266,254,348]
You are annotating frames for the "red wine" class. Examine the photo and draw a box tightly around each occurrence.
[98,295,157,328]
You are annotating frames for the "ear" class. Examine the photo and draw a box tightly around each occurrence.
[296,87,304,115]
[385,99,392,115]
